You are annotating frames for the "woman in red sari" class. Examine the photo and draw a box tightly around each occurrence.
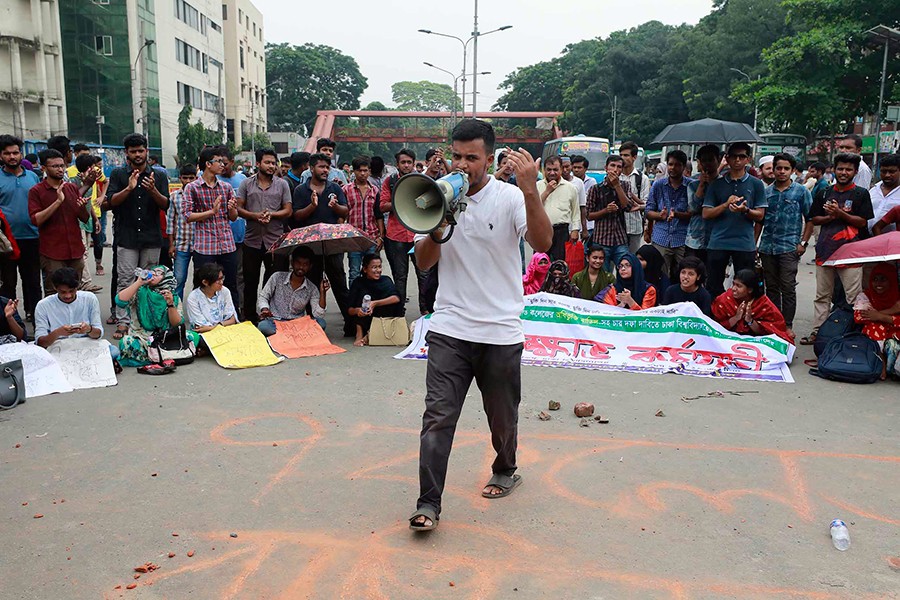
[712,269,794,344]
[854,262,900,379]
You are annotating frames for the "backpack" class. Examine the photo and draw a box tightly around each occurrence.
[814,309,857,357]
[810,333,882,384]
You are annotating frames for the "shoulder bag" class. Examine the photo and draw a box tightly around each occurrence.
[369,317,411,346]
[148,323,196,365]
[0,359,25,410]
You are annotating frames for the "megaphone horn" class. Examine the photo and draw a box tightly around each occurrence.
[393,172,469,242]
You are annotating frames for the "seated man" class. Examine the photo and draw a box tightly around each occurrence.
[35,267,119,360]
[256,246,328,336]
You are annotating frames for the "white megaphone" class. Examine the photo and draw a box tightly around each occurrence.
[392,171,469,243]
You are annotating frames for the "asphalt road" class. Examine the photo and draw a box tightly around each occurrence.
[1,253,898,600]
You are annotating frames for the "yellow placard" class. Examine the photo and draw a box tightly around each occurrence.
[200,322,283,369]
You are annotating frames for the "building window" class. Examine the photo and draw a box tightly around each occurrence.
[204,92,220,113]
[94,35,113,55]
[222,4,227,20]
[177,82,202,108]
[92,0,110,4]
[176,38,204,72]
[238,8,242,22]
[252,22,256,36]
[239,46,244,70]
[210,20,221,33]
[175,0,201,31]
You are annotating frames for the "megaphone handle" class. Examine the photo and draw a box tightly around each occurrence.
[430,224,456,245]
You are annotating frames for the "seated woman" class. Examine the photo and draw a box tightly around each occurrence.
[572,246,615,301]
[186,262,238,334]
[712,268,793,343]
[595,253,657,310]
[0,296,25,344]
[540,260,581,298]
[522,252,550,295]
[662,256,712,316]
[115,266,195,366]
[257,246,328,336]
[636,244,668,293]
[853,263,900,380]
[348,254,404,346]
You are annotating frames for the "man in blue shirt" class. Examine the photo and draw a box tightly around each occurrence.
[646,149,693,281]
[702,142,768,297]
[756,153,813,334]
[685,145,722,264]
[298,138,348,186]
[0,134,43,321]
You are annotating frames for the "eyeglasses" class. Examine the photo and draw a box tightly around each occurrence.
[209,158,226,164]
[728,154,750,159]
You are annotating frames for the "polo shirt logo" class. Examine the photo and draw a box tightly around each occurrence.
[489,223,493,230]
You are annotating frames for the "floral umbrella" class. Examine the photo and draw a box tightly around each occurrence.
[822,232,900,267]
[269,223,376,256]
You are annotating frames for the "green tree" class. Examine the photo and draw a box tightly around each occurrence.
[391,80,460,112]
[266,43,367,133]
[241,131,273,152]
[176,105,222,166]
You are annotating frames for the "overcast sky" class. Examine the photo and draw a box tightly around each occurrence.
[255,0,715,111]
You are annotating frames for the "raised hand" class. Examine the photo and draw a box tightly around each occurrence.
[213,195,223,212]
[141,173,155,191]
[310,190,318,207]
[127,169,140,191]
[4,299,17,319]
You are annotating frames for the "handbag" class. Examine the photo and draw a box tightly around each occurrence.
[0,359,25,410]
[148,323,196,365]
[368,317,410,346]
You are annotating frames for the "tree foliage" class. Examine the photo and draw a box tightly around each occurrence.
[176,106,222,167]
[391,81,460,112]
[265,43,367,133]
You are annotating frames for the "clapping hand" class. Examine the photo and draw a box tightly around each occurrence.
[212,195,223,213]
[140,173,155,191]
[616,288,633,307]
[310,190,319,207]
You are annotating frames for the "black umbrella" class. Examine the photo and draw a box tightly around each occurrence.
[650,118,764,146]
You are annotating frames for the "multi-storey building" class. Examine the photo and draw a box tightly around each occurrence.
[222,0,265,151]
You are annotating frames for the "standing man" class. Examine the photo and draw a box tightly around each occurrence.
[836,135,872,189]
[619,142,648,253]
[279,156,292,178]
[409,119,552,531]
[701,142,767,297]
[293,152,353,337]
[868,153,900,233]
[570,155,595,193]
[756,153,813,337]
[585,155,632,271]
[536,156,580,262]
[757,156,775,186]
[645,150,693,280]
[802,153,873,345]
[106,133,169,337]
[685,145,721,263]
[495,151,517,185]
[299,138,349,186]
[236,148,293,323]
[284,151,310,195]
[561,156,588,243]
[379,148,417,303]
[184,146,240,308]
[343,156,383,286]
[28,150,91,294]
[0,135,42,321]
[804,161,830,196]
[217,146,247,310]
[166,164,196,299]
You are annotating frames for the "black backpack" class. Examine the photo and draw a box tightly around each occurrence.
[814,309,857,357]
[810,333,882,384]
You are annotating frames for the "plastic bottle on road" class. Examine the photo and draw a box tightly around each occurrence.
[362,295,372,314]
[830,519,850,551]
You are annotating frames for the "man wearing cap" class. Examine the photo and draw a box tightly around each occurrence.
[758,156,775,186]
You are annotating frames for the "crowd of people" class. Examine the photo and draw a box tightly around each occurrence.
[0,128,898,379]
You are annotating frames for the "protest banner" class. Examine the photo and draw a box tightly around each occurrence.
[266,318,345,359]
[47,338,118,390]
[201,322,283,369]
[396,293,795,383]
[0,342,73,397]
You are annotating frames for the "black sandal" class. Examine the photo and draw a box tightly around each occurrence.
[481,473,523,499]
[409,506,439,531]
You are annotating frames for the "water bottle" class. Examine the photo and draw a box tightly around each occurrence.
[361,295,372,314]
[830,519,850,551]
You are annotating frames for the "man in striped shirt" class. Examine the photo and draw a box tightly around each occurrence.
[166,164,196,299]
[184,146,240,309]
[343,156,384,286]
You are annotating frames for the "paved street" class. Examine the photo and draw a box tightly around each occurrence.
[1,260,898,600]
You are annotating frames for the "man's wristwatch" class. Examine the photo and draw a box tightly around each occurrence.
[801,240,809,248]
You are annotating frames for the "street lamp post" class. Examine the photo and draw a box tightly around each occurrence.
[597,89,617,144]
[424,62,491,127]
[132,39,155,137]
[730,67,758,131]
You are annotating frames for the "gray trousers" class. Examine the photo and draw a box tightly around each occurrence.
[115,246,160,325]
[418,331,524,516]
[760,251,800,327]
[652,242,686,281]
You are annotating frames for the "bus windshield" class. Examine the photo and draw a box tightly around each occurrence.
[543,138,610,172]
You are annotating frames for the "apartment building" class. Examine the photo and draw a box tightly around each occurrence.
[222,0,265,151]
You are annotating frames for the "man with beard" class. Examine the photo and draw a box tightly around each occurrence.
[236,148,292,323]
[256,245,329,335]
[105,133,169,338]
[0,134,43,321]
[537,155,580,262]
[758,155,775,186]
[379,148,417,304]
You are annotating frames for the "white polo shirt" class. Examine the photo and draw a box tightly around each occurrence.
[869,181,900,232]
[416,176,527,345]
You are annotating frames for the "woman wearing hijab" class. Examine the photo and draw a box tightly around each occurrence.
[522,252,551,295]
[636,244,667,293]
[712,269,793,344]
[854,263,900,379]
[595,253,657,310]
[114,266,195,366]
[539,260,581,297]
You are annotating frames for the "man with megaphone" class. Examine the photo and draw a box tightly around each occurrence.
[407,119,553,532]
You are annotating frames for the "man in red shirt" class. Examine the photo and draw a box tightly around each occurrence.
[28,149,91,295]
[380,149,417,303]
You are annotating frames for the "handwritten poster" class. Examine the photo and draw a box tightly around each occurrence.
[47,338,118,390]
[0,342,73,398]
[397,293,796,383]
[266,318,345,359]
[201,322,283,369]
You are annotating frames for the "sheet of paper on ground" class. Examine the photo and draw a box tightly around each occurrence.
[397,293,796,383]
[46,338,118,390]
[266,317,345,359]
[201,322,283,369]
[0,342,73,397]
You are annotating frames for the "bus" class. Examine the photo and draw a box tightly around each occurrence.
[543,135,611,184]
[756,133,807,164]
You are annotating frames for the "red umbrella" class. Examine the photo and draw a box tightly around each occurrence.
[269,223,376,256]
[822,232,900,267]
